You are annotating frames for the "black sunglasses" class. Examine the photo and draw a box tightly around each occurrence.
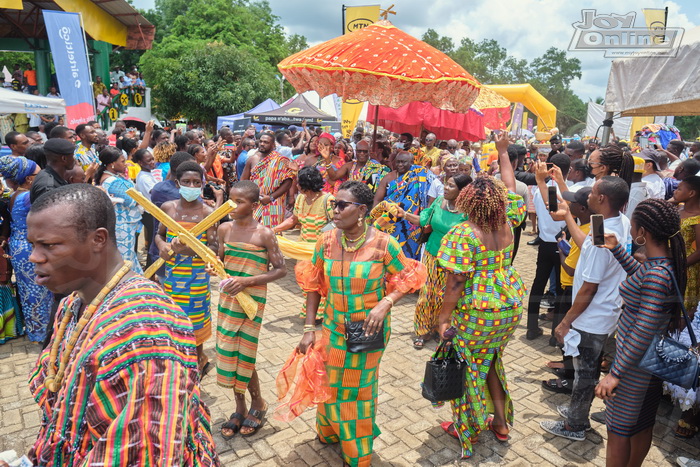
[356,149,369,153]
[330,200,363,211]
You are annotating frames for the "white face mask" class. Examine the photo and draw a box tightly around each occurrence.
[179,185,200,202]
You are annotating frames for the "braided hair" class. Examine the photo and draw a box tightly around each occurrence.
[455,173,507,233]
[631,199,687,331]
[599,145,634,187]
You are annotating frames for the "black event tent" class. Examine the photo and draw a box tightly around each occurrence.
[245,94,336,124]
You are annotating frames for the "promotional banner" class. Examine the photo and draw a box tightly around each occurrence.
[510,103,524,136]
[340,5,380,138]
[42,10,95,127]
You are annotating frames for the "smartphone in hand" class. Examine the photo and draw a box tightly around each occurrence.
[591,214,605,246]
[548,186,558,212]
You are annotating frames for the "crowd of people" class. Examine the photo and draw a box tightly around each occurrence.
[1,114,700,467]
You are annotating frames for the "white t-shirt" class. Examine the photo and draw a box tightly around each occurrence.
[569,177,595,192]
[642,173,665,199]
[428,178,444,199]
[533,180,566,242]
[624,181,648,217]
[571,213,631,335]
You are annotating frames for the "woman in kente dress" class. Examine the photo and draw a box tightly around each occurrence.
[436,134,526,459]
[296,181,426,467]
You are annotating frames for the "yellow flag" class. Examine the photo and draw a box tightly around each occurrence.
[522,111,528,130]
[341,5,380,138]
[0,0,23,9]
[643,8,666,44]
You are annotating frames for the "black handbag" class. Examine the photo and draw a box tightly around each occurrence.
[421,340,467,403]
[638,265,700,390]
[345,320,385,353]
[417,209,434,244]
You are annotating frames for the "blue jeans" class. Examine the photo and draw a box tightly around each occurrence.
[567,328,608,431]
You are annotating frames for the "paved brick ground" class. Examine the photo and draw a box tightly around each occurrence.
[2,235,700,466]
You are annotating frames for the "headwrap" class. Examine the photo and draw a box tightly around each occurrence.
[318,132,336,146]
[0,156,37,185]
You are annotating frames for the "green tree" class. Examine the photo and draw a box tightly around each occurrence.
[675,116,700,141]
[421,29,455,55]
[0,52,34,76]
[140,40,277,124]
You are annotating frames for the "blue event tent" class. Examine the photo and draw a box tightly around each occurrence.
[216,98,280,130]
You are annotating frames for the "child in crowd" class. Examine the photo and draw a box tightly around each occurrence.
[215,180,286,439]
[155,161,219,375]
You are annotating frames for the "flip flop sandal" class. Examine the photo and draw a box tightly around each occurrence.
[486,417,509,442]
[221,412,244,440]
[200,362,213,378]
[541,378,572,394]
[440,421,478,443]
[413,337,425,349]
[552,367,575,380]
[240,404,268,437]
[675,419,699,439]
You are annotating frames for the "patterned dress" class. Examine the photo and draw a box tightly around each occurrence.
[250,151,295,228]
[28,276,219,466]
[296,230,426,467]
[373,165,435,260]
[605,247,674,436]
[414,197,467,337]
[436,192,526,459]
[216,242,268,393]
[73,142,98,171]
[294,193,334,319]
[163,221,212,346]
[102,175,143,274]
[681,214,700,314]
[9,191,52,342]
[348,160,389,193]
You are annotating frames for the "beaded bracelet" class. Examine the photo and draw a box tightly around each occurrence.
[303,325,315,333]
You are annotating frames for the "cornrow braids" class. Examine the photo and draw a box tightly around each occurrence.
[455,173,507,234]
[599,144,633,187]
[631,199,687,332]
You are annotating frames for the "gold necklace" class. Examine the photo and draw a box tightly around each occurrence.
[44,261,132,392]
[341,224,368,252]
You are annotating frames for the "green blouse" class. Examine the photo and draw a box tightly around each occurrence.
[419,196,468,257]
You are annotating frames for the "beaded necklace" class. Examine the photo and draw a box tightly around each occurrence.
[44,261,132,392]
[341,224,368,252]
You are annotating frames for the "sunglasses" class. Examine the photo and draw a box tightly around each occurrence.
[356,149,369,153]
[330,200,363,211]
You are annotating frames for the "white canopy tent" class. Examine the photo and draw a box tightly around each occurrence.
[585,102,633,139]
[605,26,700,116]
[0,88,66,115]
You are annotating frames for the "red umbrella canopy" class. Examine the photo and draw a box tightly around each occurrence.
[278,20,481,113]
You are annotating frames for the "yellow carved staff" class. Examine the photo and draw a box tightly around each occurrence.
[126,188,259,319]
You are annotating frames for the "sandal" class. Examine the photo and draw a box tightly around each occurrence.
[240,403,268,437]
[486,417,509,442]
[200,362,213,378]
[413,336,425,349]
[675,419,699,439]
[440,421,478,443]
[546,361,565,370]
[542,378,572,394]
[221,412,245,440]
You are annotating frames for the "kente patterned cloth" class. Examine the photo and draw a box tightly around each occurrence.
[0,284,20,344]
[28,276,220,466]
[250,151,295,228]
[435,191,526,459]
[295,229,426,467]
[103,175,143,274]
[163,221,211,346]
[278,20,480,113]
[8,191,52,342]
[681,214,700,314]
[216,242,268,393]
[73,143,98,171]
[348,160,389,193]
[371,165,435,260]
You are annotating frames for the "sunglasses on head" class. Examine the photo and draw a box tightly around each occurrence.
[330,200,363,211]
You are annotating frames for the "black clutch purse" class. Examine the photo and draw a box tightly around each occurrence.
[345,320,384,353]
[421,340,467,403]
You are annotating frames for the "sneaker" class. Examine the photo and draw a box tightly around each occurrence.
[541,294,556,309]
[677,456,700,467]
[556,405,591,431]
[540,420,586,441]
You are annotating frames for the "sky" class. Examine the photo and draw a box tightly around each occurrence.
[132,0,699,101]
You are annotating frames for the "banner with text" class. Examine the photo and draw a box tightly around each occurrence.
[42,10,95,127]
[341,5,380,138]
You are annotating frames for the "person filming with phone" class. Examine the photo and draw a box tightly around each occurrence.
[539,176,630,442]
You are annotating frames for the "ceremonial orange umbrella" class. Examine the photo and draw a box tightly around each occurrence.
[278,20,481,120]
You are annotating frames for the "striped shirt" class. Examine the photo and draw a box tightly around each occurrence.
[28,276,219,466]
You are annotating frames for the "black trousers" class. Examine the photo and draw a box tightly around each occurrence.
[512,219,525,262]
[527,241,560,331]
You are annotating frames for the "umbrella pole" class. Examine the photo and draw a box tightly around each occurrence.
[371,105,379,149]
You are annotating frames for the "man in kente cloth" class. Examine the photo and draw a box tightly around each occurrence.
[26,184,219,466]
[241,131,294,228]
[215,180,286,439]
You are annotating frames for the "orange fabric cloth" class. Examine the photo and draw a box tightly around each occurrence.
[274,333,330,422]
[209,154,224,180]
[24,70,37,86]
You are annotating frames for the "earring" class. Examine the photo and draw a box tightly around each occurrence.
[358,217,363,226]
[634,235,646,246]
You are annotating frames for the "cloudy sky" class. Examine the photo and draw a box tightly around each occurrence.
[133,0,698,101]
